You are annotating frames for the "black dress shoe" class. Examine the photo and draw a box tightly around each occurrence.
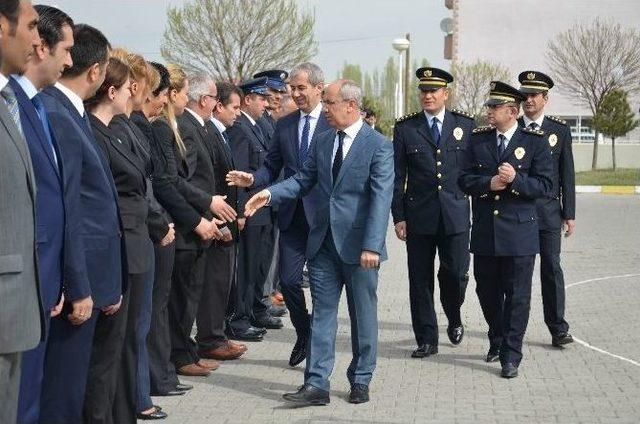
[485,346,500,363]
[282,384,330,406]
[175,383,193,391]
[447,325,464,345]
[501,362,518,378]
[150,389,185,396]
[411,344,438,358]
[289,337,308,367]
[253,316,283,329]
[137,408,168,420]
[348,384,369,404]
[268,304,288,317]
[551,332,574,347]
[228,327,264,342]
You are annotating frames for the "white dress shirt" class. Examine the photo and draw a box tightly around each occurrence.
[497,122,519,150]
[0,72,9,92]
[522,114,545,130]
[332,118,364,162]
[55,81,85,116]
[423,108,446,134]
[211,116,226,133]
[298,101,323,147]
[13,75,38,100]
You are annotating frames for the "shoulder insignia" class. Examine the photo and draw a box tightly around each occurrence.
[522,127,544,136]
[395,111,420,123]
[546,115,567,125]
[450,108,475,120]
[471,125,494,134]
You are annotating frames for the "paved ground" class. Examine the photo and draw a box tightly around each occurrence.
[155,194,640,423]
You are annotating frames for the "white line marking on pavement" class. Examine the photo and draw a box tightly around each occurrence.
[566,273,640,367]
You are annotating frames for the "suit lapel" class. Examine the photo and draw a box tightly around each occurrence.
[334,124,369,188]
[439,110,454,149]
[484,129,499,163]
[501,128,524,161]
[0,103,34,189]
[48,86,94,140]
[415,114,437,148]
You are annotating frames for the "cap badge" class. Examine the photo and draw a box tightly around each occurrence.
[490,82,496,90]
[424,69,432,77]
[527,72,536,80]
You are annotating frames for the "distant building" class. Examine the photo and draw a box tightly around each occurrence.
[445,0,640,143]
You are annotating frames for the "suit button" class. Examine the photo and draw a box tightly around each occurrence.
[494,195,500,200]
[437,173,442,178]
[493,210,499,216]
[436,161,442,166]
[437,185,442,191]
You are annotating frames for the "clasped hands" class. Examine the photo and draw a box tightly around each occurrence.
[490,162,516,191]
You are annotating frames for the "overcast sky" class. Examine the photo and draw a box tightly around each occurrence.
[39,0,450,78]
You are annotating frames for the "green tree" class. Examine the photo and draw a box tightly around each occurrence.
[546,18,640,170]
[339,62,363,87]
[592,89,639,170]
[161,0,316,81]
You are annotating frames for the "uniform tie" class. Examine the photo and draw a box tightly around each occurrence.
[498,133,507,156]
[430,116,440,145]
[528,122,539,130]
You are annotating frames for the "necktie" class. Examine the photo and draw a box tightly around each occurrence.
[1,84,24,137]
[430,116,440,145]
[32,95,59,167]
[332,130,346,185]
[528,122,539,130]
[82,111,92,130]
[498,134,507,156]
[298,114,310,165]
[221,129,229,145]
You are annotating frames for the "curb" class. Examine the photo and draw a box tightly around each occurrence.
[576,185,640,194]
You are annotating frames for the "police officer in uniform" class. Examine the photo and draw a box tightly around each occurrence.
[458,81,553,378]
[253,69,289,141]
[392,68,475,358]
[517,71,575,347]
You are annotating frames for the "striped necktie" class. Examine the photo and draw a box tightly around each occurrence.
[1,84,24,137]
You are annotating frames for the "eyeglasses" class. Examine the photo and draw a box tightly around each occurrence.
[323,99,348,106]
[203,94,218,101]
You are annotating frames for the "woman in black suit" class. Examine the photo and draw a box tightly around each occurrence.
[84,56,154,424]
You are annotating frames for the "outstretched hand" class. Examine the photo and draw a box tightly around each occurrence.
[226,170,254,188]
[245,190,271,217]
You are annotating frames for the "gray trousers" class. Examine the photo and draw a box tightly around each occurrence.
[1,352,22,424]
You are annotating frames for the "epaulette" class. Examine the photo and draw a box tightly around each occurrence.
[451,108,475,120]
[472,125,494,134]
[546,115,567,125]
[522,127,544,136]
[395,111,420,123]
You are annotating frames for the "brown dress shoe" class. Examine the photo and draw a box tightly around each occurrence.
[197,358,220,370]
[177,363,210,377]
[227,340,248,352]
[199,344,244,361]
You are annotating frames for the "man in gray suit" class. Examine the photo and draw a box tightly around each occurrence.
[243,79,394,406]
[0,0,44,422]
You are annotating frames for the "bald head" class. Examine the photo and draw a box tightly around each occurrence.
[322,79,363,130]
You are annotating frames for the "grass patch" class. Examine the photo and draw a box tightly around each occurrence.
[575,168,640,186]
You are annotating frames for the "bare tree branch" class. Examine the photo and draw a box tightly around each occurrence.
[161,0,317,81]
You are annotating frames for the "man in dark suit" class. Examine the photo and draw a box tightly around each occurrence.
[392,67,475,358]
[517,70,576,348]
[10,5,73,423]
[38,24,127,423]
[169,73,231,376]
[227,62,331,366]
[243,79,394,405]
[459,81,553,379]
[196,81,248,360]
[0,2,42,422]
[226,77,283,340]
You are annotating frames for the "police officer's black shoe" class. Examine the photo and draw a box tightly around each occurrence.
[348,384,369,404]
[447,325,464,345]
[501,362,518,378]
[411,344,438,358]
[282,384,330,406]
[551,332,574,347]
[485,346,500,363]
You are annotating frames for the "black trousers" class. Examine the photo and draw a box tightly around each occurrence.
[148,242,179,394]
[406,221,469,346]
[83,281,132,424]
[196,242,236,350]
[279,204,311,339]
[169,248,207,369]
[474,254,535,366]
[539,229,569,335]
[229,223,272,331]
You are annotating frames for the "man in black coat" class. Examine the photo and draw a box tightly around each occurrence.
[458,81,553,379]
[517,70,576,347]
[392,67,475,359]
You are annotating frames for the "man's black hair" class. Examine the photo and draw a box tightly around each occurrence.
[34,5,74,50]
[61,23,110,78]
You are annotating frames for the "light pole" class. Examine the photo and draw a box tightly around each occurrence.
[392,37,410,118]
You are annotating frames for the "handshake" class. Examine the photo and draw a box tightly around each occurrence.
[225,170,272,218]
[490,162,516,191]
[194,194,238,241]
